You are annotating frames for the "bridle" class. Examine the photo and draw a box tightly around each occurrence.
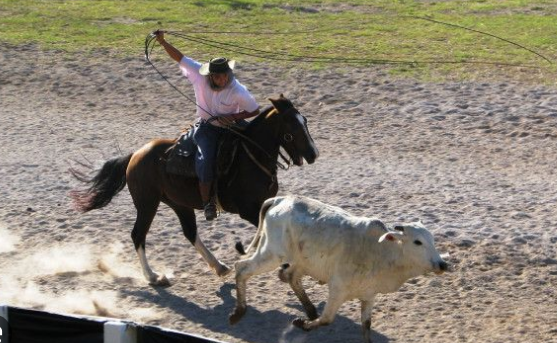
[240,107,310,181]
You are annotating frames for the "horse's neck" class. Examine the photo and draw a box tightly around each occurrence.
[244,109,281,157]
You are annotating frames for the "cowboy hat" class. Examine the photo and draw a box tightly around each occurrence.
[199,57,236,75]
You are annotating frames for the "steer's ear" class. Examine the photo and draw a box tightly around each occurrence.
[379,232,401,243]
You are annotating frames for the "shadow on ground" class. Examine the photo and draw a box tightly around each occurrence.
[123,283,390,343]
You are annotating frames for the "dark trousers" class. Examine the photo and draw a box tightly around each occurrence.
[193,122,225,183]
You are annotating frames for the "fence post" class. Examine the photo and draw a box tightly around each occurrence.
[104,321,136,343]
[0,306,7,322]
[0,305,8,343]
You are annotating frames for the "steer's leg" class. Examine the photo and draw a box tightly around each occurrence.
[288,273,318,320]
[361,298,375,343]
[229,241,280,325]
[293,282,345,331]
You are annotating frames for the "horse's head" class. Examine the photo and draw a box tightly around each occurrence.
[269,94,319,166]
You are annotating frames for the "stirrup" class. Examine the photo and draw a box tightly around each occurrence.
[204,201,217,221]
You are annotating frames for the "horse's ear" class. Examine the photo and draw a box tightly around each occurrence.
[269,94,290,112]
[268,97,279,110]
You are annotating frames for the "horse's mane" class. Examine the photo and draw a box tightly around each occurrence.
[246,96,296,130]
[246,105,277,129]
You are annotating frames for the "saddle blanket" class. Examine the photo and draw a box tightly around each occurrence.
[166,129,197,177]
[165,127,239,178]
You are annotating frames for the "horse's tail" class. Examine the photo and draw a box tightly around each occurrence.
[70,153,133,212]
[235,197,280,255]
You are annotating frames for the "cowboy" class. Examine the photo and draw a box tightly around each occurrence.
[155,31,260,221]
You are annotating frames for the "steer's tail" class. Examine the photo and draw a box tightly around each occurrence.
[70,153,133,212]
[235,197,281,255]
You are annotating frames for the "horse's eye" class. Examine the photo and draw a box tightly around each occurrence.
[413,240,423,246]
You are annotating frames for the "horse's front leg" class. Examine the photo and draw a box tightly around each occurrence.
[231,201,265,255]
[194,235,232,277]
[136,245,170,286]
[173,206,232,277]
[237,199,264,227]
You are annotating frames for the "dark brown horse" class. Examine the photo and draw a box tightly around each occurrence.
[71,95,319,285]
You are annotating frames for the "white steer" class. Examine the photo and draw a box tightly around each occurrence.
[229,195,448,342]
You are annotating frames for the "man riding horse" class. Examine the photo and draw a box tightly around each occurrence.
[156,31,260,221]
[71,32,319,286]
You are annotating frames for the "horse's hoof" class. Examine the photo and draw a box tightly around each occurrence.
[217,264,233,278]
[292,318,311,331]
[229,307,246,325]
[149,274,171,287]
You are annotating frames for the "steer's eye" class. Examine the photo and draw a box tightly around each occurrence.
[413,240,423,246]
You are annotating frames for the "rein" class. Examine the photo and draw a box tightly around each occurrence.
[227,124,291,171]
[241,142,277,182]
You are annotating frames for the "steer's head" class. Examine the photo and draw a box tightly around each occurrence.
[379,222,448,275]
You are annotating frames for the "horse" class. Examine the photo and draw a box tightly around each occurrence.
[70,95,319,286]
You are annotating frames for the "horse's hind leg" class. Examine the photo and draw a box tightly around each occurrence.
[131,199,170,286]
[171,205,232,277]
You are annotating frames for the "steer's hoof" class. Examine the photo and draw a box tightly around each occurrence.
[229,307,246,325]
[292,318,311,331]
[307,308,319,320]
[149,274,171,287]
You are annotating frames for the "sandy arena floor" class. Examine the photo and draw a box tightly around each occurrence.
[1,43,556,343]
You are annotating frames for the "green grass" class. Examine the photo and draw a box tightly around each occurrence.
[1,0,556,83]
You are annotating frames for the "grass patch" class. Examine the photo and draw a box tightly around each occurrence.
[0,0,555,83]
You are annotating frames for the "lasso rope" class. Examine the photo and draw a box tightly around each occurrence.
[409,16,552,66]
[161,30,543,68]
[145,31,291,170]
[144,18,552,172]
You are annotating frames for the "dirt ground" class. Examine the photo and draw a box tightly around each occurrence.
[0,42,556,343]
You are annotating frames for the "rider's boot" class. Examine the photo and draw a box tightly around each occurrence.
[199,181,217,221]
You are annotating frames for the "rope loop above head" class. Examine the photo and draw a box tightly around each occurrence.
[144,33,290,172]
[150,28,549,69]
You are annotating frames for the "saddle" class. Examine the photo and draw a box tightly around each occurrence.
[165,124,242,179]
